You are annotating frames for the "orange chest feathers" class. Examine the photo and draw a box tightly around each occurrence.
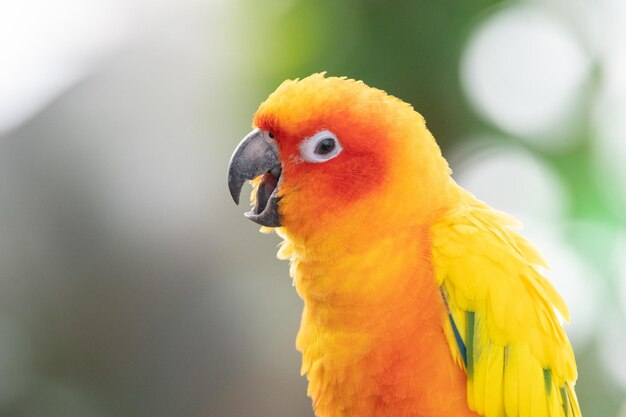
[285,228,479,417]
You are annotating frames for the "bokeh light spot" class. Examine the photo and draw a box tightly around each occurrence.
[461,5,590,143]
[451,140,565,222]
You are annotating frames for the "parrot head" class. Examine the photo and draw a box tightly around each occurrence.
[228,73,452,241]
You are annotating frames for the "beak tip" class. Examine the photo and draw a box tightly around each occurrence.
[228,182,242,205]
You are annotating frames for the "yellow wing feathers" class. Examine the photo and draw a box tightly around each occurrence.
[432,195,580,417]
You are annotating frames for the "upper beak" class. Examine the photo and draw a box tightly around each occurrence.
[228,128,282,227]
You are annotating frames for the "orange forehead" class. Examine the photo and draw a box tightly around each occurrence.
[253,73,412,151]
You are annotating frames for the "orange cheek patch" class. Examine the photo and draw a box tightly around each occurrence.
[319,113,392,205]
[323,152,387,205]
[271,120,393,222]
[277,150,387,227]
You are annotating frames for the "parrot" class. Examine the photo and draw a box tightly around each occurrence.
[227,73,581,417]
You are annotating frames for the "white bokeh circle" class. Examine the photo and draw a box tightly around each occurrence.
[461,5,591,144]
[451,141,566,221]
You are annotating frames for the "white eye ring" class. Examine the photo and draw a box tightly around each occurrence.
[299,130,343,163]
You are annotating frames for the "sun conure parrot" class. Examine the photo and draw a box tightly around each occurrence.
[227,73,581,417]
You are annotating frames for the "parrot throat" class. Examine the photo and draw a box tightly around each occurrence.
[281,226,477,417]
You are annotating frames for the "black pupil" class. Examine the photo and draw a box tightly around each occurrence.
[315,138,335,155]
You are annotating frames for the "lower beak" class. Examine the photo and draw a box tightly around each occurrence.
[227,128,282,227]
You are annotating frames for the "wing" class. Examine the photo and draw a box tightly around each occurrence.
[431,193,581,417]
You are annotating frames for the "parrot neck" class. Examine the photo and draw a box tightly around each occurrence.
[283,223,435,324]
[281,222,476,417]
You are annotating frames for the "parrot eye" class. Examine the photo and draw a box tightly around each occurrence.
[315,138,335,155]
[300,130,342,163]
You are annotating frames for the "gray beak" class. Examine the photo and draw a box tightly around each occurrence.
[227,128,282,227]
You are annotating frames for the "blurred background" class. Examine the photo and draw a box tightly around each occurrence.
[1,0,624,416]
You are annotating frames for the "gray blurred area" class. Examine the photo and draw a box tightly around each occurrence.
[0,3,309,417]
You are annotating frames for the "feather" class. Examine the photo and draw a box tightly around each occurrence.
[432,193,581,417]
[449,312,467,366]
